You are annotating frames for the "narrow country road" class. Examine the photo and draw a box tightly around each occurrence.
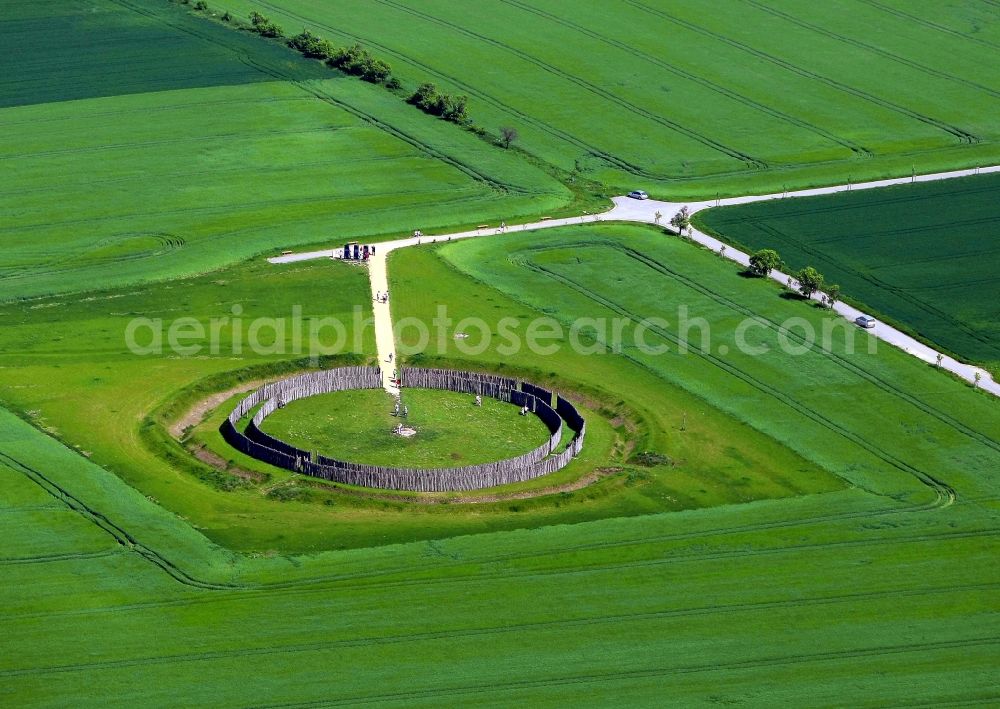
[270,165,1000,398]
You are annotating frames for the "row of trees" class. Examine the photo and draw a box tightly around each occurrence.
[249,11,282,38]
[749,248,840,306]
[254,19,470,123]
[408,83,470,124]
[666,207,841,308]
[327,43,394,84]
[286,32,395,84]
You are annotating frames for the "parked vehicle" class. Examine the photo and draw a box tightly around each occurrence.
[855,315,877,329]
[627,190,649,200]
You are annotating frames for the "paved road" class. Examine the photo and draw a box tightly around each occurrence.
[270,165,1000,398]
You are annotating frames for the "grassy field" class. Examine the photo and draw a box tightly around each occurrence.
[3,0,1000,704]
[0,225,837,552]
[0,242,997,702]
[260,387,553,468]
[393,225,999,504]
[0,0,572,300]
[209,0,1000,197]
[696,172,1000,371]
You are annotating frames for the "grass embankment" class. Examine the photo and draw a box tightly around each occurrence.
[695,172,1000,375]
[209,0,1000,197]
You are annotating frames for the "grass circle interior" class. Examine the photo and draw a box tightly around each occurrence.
[261,388,553,469]
[220,367,586,492]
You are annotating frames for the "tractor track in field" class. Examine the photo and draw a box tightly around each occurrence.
[371,0,768,169]
[0,126,339,161]
[0,549,123,566]
[707,180,1000,223]
[2,572,996,679]
[109,0,522,196]
[191,0,996,185]
[258,637,1000,707]
[518,253,958,506]
[247,0,662,179]
[504,240,985,477]
[0,450,240,591]
[598,243,1000,455]
[4,522,994,624]
[0,95,314,129]
[741,0,1000,101]
[814,214,1000,246]
[3,3,997,598]
[624,0,980,144]
[498,0,871,158]
[859,0,1000,52]
[0,155,413,200]
[0,187,485,238]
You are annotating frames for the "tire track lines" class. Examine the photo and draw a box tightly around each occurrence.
[625,0,980,144]
[0,126,336,161]
[500,0,871,158]
[248,0,653,178]
[742,0,1000,100]
[859,0,1000,51]
[110,0,520,195]
[372,0,768,169]
[706,180,1000,224]
[0,451,238,591]
[521,252,957,504]
[813,215,1000,246]
[0,549,122,566]
[0,95,313,129]
[613,244,1000,455]
[258,636,1000,707]
[3,579,995,679]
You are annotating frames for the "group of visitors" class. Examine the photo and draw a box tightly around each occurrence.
[343,243,374,261]
[374,290,389,304]
[393,401,409,418]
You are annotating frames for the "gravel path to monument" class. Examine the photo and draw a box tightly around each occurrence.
[271,165,1000,397]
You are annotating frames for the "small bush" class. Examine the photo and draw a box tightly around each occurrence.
[266,484,309,503]
[631,451,672,468]
[288,30,334,59]
[327,43,393,84]
[408,82,469,124]
[249,11,283,38]
[193,1,208,10]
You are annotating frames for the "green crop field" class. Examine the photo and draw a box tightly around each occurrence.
[0,0,572,300]
[1,226,998,704]
[3,0,1000,704]
[208,0,1000,197]
[261,388,553,468]
[696,172,1000,370]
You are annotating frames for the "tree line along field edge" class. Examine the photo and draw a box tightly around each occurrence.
[201,0,1000,195]
[0,0,575,301]
[695,172,1000,371]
